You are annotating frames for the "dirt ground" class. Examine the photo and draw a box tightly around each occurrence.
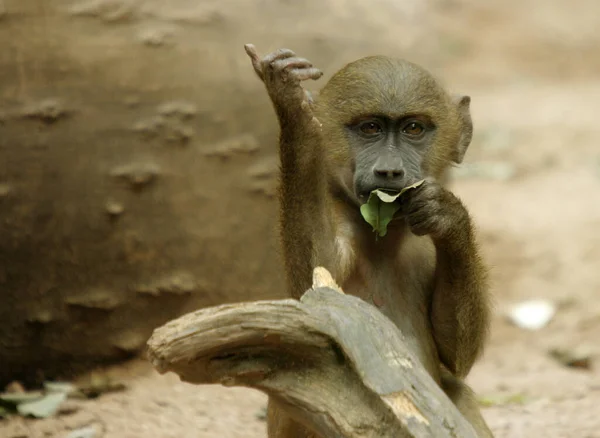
[3,0,600,437]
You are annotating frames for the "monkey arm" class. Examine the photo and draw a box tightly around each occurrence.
[277,128,329,299]
[400,180,491,378]
[244,42,325,202]
[273,73,329,301]
[244,44,330,298]
[430,221,491,379]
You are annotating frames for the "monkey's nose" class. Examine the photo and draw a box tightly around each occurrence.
[373,168,405,180]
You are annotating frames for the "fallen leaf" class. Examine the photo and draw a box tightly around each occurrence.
[44,381,77,395]
[478,392,529,407]
[16,392,67,418]
[0,391,43,418]
[0,391,44,404]
[360,179,425,237]
[549,347,594,370]
[0,381,75,419]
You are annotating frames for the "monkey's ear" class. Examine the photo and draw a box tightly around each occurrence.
[453,95,473,164]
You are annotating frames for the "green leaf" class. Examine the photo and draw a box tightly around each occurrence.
[16,392,67,418]
[478,392,529,407]
[0,381,74,419]
[359,179,425,237]
[0,391,44,404]
[43,381,76,395]
[359,197,399,237]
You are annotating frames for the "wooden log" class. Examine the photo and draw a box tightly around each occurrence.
[147,267,477,438]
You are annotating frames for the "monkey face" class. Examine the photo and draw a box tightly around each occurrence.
[316,55,473,204]
[346,115,435,201]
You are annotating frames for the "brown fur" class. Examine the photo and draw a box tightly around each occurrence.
[244,45,493,438]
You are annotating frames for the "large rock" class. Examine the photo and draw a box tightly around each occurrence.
[0,0,436,384]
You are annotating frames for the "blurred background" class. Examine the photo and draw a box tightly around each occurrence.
[0,0,599,437]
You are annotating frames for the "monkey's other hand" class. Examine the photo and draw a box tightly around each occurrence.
[244,44,323,116]
[400,178,470,240]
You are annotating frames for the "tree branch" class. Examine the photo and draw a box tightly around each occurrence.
[147,267,477,438]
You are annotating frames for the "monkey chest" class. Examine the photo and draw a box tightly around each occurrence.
[333,235,439,374]
[340,259,434,317]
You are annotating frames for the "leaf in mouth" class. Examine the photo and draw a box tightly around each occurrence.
[359,179,425,237]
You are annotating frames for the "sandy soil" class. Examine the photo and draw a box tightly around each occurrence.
[3,0,600,437]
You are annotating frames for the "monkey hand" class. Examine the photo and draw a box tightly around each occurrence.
[400,178,470,241]
[244,44,323,126]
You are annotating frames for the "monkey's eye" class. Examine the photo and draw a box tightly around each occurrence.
[358,121,383,136]
[402,121,425,137]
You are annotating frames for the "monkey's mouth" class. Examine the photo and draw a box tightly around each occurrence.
[376,188,401,195]
[357,188,400,203]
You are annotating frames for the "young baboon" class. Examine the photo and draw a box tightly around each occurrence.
[245,45,493,438]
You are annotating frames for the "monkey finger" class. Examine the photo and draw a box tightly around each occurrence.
[405,182,432,201]
[244,44,265,80]
[244,43,260,61]
[407,222,429,237]
[290,67,324,81]
[409,177,438,195]
[262,48,297,65]
[406,216,435,237]
[261,50,299,83]
[402,188,440,212]
[402,199,430,216]
[406,210,430,227]
[272,57,314,73]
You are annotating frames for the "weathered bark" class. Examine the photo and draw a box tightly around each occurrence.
[147,268,477,438]
[0,0,439,385]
